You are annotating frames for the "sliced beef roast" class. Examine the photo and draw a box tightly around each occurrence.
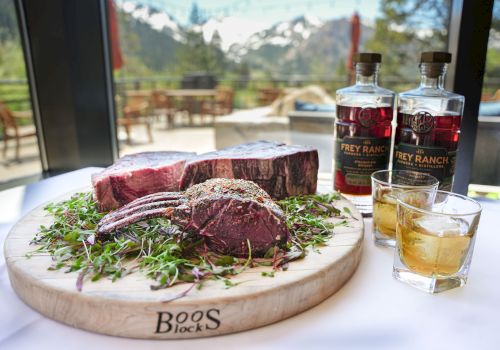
[179,141,318,199]
[92,151,195,211]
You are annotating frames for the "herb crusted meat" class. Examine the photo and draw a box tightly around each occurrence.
[97,178,289,257]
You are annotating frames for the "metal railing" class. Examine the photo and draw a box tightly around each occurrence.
[112,75,418,90]
[0,79,32,111]
[1,75,499,110]
[111,75,423,109]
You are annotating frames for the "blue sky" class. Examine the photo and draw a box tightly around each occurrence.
[138,0,382,26]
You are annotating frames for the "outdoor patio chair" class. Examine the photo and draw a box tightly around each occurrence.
[151,90,177,129]
[117,100,153,144]
[0,102,36,161]
[200,87,234,122]
[257,87,282,106]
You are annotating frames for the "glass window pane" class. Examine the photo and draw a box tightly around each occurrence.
[471,0,500,197]
[110,0,452,182]
[0,0,42,188]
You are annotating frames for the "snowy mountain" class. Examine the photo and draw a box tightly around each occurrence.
[119,1,185,41]
[195,16,268,52]
[229,17,373,74]
[228,15,324,60]
[118,1,268,52]
[117,2,328,60]
[115,2,375,75]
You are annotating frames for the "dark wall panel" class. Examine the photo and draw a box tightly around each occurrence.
[16,0,118,173]
[447,0,494,194]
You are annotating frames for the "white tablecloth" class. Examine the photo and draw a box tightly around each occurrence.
[1,168,499,349]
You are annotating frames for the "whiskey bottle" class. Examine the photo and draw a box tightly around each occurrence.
[393,52,464,191]
[334,53,395,211]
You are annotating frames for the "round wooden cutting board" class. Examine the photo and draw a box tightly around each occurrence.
[4,192,364,339]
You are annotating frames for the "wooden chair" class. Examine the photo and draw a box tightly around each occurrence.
[0,102,36,161]
[200,87,234,122]
[481,89,500,102]
[117,100,153,144]
[151,90,177,129]
[257,87,282,106]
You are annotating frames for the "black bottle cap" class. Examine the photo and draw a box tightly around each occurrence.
[353,53,382,64]
[420,52,452,63]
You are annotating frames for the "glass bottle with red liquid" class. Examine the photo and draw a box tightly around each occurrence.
[334,53,395,212]
[393,52,464,191]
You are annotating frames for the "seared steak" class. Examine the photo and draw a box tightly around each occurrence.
[179,141,319,199]
[92,151,195,211]
[97,178,289,257]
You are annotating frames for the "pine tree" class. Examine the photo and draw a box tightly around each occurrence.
[365,0,450,81]
[189,3,203,25]
[210,30,225,75]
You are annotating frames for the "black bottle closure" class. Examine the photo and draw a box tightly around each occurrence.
[420,51,451,78]
[353,52,381,77]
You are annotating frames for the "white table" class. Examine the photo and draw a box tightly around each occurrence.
[1,168,499,350]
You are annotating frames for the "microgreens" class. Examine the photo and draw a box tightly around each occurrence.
[31,191,347,292]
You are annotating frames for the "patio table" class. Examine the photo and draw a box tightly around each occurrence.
[124,89,217,98]
[165,89,217,126]
[165,89,217,98]
[1,168,499,349]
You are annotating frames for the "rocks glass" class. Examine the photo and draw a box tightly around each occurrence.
[371,170,439,247]
[394,190,482,293]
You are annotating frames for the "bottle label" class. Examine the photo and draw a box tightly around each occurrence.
[393,143,456,190]
[335,136,391,187]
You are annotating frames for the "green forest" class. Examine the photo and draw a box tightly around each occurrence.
[0,0,498,110]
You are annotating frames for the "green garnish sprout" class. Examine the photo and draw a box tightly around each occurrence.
[31,191,347,292]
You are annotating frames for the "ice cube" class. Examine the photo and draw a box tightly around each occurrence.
[382,193,397,205]
[381,188,400,204]
[413,216,467,237]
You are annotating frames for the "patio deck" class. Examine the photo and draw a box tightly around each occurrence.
[0,118,216,186]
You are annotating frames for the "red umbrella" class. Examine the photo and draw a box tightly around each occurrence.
[108,0,123,70]
[347,12,360,84]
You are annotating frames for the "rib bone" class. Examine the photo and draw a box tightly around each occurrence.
[95,179,289,257]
